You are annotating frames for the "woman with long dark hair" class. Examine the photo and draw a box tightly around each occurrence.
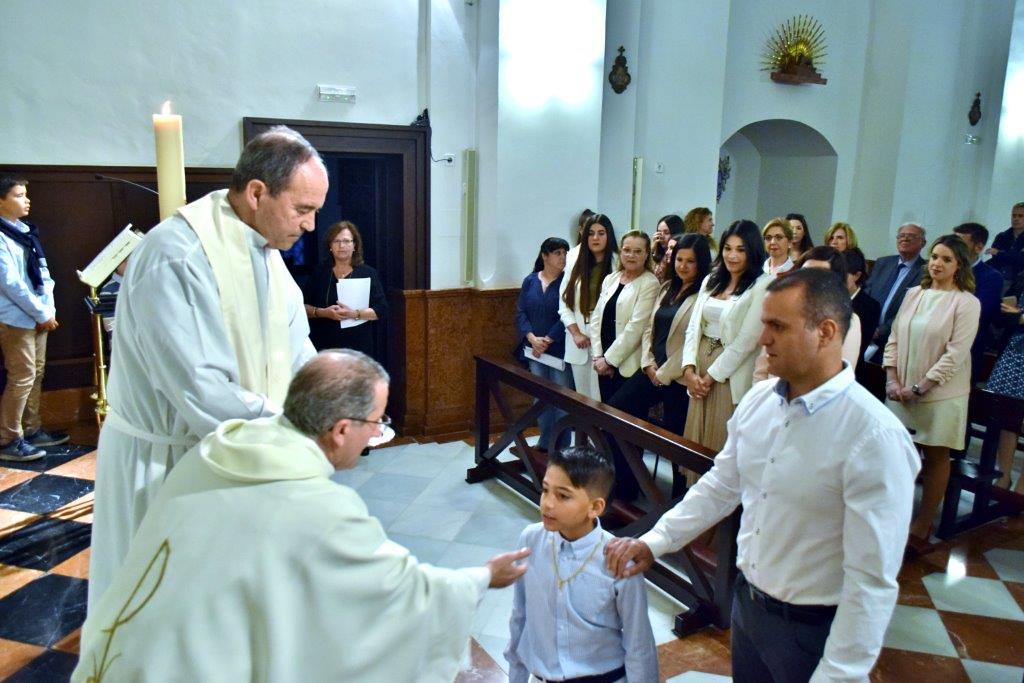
[606,234,712,500]
[885,234,980,549]
[787,212,813,261]
[304,220,388,361]
[516,237,572,452]
[653,214,684,281]
[558,214,619,400]
[681,220,769,453]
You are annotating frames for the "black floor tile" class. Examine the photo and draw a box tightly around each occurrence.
[0,574,87,647]
[0,445,92,473]
[4,648,79,682]
[0,517,91,571]
[0,474,93,514]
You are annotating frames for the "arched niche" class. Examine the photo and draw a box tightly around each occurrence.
[717,119,838,240]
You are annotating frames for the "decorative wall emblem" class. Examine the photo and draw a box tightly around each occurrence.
[717,156,731,201]
[609,46,632,94]
[762,15,828,86]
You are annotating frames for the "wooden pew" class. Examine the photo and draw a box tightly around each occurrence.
[938,389,1024,538]
[468,355,739,637]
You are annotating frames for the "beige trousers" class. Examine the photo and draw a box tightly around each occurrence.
[0,323,47,443]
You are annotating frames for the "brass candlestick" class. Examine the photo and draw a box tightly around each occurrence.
[88,285,109,426]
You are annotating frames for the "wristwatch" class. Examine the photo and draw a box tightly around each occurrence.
[911,384,923,396]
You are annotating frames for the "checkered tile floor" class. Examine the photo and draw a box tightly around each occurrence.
[1,437,1022,681]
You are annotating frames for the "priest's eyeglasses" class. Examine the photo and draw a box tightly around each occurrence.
[343,414,392,433]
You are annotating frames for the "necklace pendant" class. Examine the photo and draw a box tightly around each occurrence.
[557,578,565,590]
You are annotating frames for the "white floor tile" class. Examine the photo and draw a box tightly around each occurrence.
[455,511,534,548]
[357,472,433,500]
[922,574,1024,621]
[666,672,732,682]
[647,586,684,645]
[983,548,1024,583]
[360,496,412,528]
[388,503,474,541]
[379,449,451,478]
[329,468,374,489]
[882,605,958,657]
[961,658,1024,682]
[435,541,505,570]
[387,533,450,565]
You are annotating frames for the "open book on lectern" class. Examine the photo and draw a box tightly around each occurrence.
[77,224,145,288]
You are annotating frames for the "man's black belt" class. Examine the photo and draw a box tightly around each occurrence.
[533,665,626,683]
[742,574,837,625]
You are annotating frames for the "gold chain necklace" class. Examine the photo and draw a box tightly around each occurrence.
[551,534,602,590]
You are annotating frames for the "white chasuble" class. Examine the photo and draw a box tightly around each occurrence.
[88,192,315,613]
[75,417,484,683]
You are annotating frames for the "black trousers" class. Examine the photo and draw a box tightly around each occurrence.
[731,573,836,683]
[605,372,689,501]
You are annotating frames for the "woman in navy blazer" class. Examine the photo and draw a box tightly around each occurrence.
[516,237,572,452]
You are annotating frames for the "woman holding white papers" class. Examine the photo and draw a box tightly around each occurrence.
[304,221,388,361]
[516,237,572,452]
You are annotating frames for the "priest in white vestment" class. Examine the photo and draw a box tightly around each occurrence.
[73,351,529,683]
[88,127,327,610]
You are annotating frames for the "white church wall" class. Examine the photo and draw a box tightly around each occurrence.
[988,0,1024,239]
[597,0,642,237]
[630,0,732,233]
[428,0,480,289]
[0,0,422,166]
[719,0,870,248]
[756,155,837,239]
[476,0,607,289]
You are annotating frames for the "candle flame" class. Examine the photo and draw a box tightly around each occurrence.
[161,100,172,115]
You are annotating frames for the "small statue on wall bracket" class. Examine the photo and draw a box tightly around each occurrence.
[762,15,828,86]
[968,93,982,126]
[609,46,631,94]
[717,156,731,201]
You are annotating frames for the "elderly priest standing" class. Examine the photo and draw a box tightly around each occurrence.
[88,126,326,611]
[73,350,529,682]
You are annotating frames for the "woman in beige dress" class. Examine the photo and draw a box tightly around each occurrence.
[884,234,980,546]
[681,220,770,453]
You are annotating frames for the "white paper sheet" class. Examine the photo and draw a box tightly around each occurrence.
[336,278,371,329]
[523,346,566,371]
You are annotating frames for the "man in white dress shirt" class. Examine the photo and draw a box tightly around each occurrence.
[606,268,919,682]
[89,126,326,611]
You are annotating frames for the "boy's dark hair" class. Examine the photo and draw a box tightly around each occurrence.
[547,446,615,500]
[952,221,989,247]
[0,176,28,199]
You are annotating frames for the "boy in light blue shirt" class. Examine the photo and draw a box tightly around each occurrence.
[505,447,658,682]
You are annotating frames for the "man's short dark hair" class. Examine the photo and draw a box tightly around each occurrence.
[547,447,615,500]
[842,248,868,286]
[767,268,853,339]
[283,350,389,438]
[953,222,989,247]
[794,245,847,281]
[0,176,27,199]
[231,126,323,196]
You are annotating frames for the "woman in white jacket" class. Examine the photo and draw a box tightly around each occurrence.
[681,220,770,453]
[558,214,618,400]
[589,230,661,401]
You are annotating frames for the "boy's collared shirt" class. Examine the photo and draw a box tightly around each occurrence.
[0,217,55,328]
[505,521,658,683]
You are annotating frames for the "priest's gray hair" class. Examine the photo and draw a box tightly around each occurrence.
[231,125,325,196]
[283,350,390,438]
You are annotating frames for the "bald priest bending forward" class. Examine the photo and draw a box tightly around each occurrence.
[74,350,529,683]
[89,126,326,610]
[606,269,920,682]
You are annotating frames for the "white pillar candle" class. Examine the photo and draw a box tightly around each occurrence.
[153,100,186,221]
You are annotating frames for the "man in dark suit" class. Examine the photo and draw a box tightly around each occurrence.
[862,223,927,363]
[954,222,1002,382]
[986,202,1024,293]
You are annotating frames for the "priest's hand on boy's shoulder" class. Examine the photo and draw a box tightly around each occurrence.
[486,547,531,588]
[604,537,654,579]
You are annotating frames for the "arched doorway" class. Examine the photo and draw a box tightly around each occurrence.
[717,119,838,240]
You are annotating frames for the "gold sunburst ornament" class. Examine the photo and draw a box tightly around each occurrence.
[762,15,828,85]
